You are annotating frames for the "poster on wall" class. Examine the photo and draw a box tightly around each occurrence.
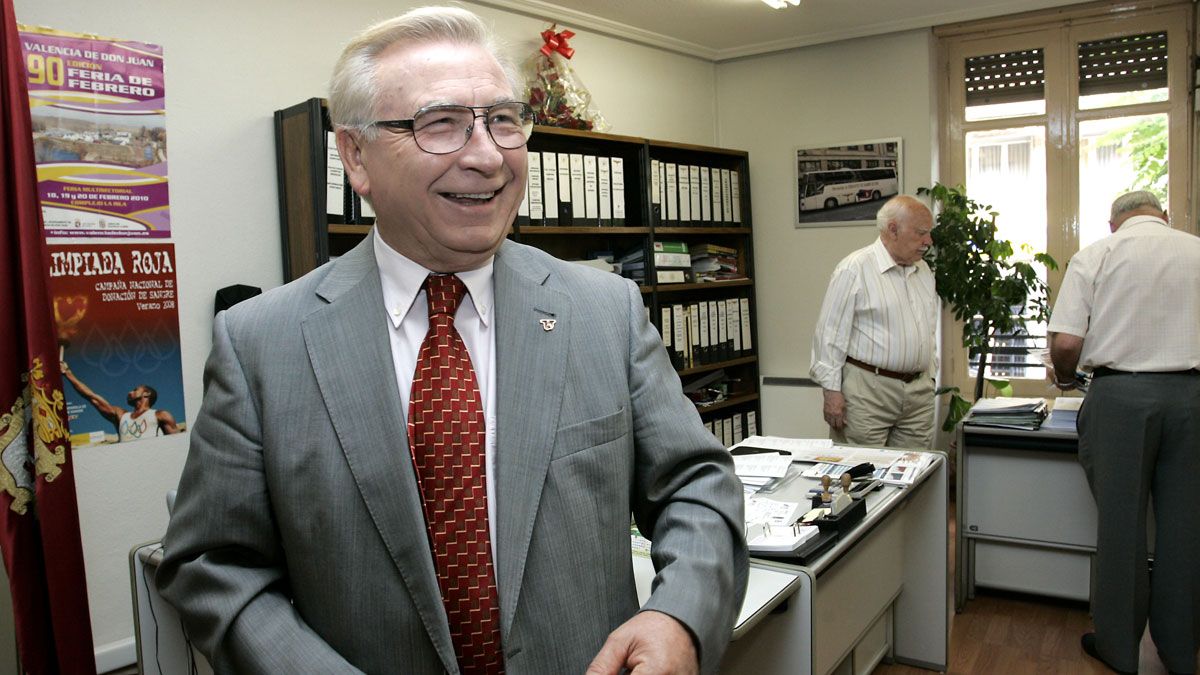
[47,243,186,447]
[18,25,169,238]
[795,138,902,228]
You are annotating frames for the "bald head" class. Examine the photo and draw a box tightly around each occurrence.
[878,195,934,265]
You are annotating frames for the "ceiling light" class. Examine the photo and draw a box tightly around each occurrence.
[761,0,801,8]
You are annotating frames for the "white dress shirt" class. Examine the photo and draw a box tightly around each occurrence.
[810,237,937,391]
[373,233,500,546]
[1049,214,1200,372]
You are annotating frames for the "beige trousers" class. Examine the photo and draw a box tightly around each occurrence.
[830,363,935,449]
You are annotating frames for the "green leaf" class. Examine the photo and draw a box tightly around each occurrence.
[941,393,973,432]
[986,378,1013,397]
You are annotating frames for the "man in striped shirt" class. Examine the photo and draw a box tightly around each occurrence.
[810,195,938,449]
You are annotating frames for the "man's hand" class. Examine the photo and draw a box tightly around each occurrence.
[586,610,698,675]
[822,389,847,430]
[1049,332,1085,391]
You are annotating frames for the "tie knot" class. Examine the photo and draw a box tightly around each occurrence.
[424,274,466,318]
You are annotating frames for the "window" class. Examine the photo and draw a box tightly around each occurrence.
[936,2,1192,396]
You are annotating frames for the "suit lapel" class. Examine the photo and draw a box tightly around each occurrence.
[492,241,571,636]
[301,235,457,672]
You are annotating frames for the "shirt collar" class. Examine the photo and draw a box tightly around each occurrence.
[373,232,495,328]
[1115,214,1168,233]
[870,236,898,273]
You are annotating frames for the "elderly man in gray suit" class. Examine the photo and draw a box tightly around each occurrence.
[157,6,747,675]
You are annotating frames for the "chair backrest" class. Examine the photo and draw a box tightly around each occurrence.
[166,489,177,515]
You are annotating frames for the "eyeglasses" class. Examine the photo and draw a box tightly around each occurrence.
[371,102,534,155]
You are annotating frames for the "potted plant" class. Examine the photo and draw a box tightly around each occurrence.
[918,183,1058,430]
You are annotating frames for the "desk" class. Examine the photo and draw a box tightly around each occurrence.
[134,453,947,675]
[137,546,805,674]
[721,451,950,675]
[955,423,1097,610]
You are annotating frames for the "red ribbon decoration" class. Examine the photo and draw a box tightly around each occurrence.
[540,27,576,59]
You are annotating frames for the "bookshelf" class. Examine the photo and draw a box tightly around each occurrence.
[273,99,761,441]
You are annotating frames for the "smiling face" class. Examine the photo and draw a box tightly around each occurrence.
[341,41,527,272]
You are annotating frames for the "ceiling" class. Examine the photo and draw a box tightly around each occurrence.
[475,0,1095,61]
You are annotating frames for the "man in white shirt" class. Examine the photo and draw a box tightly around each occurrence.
[1049,190,1200,675]
[810,195,938,449]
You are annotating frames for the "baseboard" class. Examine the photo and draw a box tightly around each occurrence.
[95,636,136,673]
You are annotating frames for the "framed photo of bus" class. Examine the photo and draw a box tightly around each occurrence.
[795,138,902,227]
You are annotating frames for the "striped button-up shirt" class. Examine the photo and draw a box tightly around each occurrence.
[810,237,938,391]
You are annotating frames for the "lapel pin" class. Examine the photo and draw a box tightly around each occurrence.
[539,318,556,332]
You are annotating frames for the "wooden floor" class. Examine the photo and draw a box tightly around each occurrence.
[871,502,1194,675]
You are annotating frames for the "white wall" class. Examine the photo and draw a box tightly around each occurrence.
[713,29,938,438]
[12,0,716,667]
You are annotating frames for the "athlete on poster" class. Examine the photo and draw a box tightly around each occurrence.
[19,26,169,238]
[47,243,186,446]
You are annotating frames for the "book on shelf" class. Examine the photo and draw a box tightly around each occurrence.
[664,163,679,226]
[653,240,689,254]
[688,166,702,227]
[597,156,612,226]
[556,152,572,225]
[654,269,689,284]
[569,153,586,224]
[516,181,530,227]
[581,155,599,227]
[670,304,687,369]
[720,169,733,223]
[325,131,345,223]
[691,243,742,282]
[649,159,662,221]
[541,152,559,226]
[730,170,742,223]
[611,157,626,226]
[527,152,544,226]
[679,164,692,225]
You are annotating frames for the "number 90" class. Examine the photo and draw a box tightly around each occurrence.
[26,55,65,86]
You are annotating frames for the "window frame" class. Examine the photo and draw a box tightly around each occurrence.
[935,0,1194,398]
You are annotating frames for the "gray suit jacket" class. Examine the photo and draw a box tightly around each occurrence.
[158,235,747,674]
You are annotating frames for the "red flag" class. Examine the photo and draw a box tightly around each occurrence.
[0,0,97,672]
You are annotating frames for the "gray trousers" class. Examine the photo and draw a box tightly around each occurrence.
[1078,371,1200,673]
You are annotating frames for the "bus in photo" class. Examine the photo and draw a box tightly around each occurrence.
[798,167,898,212]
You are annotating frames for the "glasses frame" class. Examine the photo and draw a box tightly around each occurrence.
[371,102,535,155]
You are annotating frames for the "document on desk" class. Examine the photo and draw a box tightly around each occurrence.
[878,451,935,486]
[733,452,791,479]
[734,435,831,454]
[745,495,803,528]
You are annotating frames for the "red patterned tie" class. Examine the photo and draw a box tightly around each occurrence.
[408,274,504,674]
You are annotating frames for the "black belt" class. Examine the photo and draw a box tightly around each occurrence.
[845,356,922,383]
[1092,366,1200,378]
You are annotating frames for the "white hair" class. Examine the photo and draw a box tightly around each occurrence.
[1110,190,1163,221]
[327,6,519,141]
[876,194,932,232]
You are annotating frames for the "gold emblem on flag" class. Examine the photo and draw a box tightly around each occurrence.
[0,358,70,515]
[0,395,34,515]
[28,358,68,483]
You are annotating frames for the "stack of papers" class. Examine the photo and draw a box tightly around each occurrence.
[732,452,792,492]
[1041,396,1082,432]
[965,397,1048,430]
